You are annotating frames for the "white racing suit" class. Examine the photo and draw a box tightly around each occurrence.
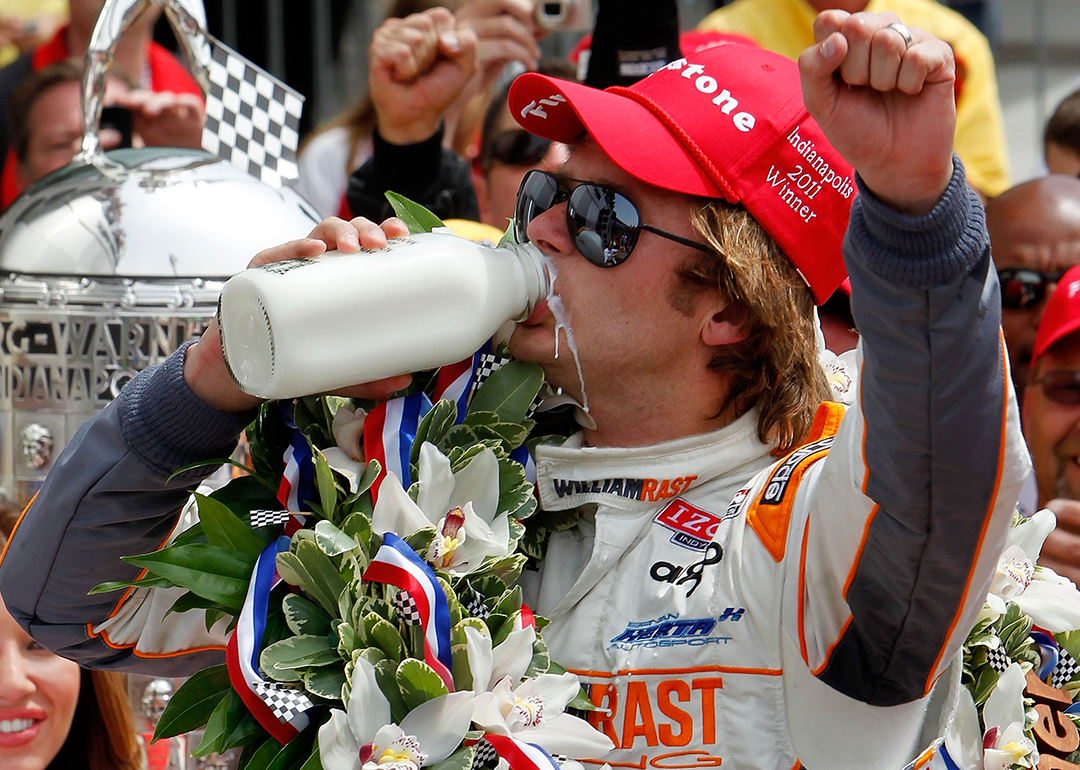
[0,161,1029,769]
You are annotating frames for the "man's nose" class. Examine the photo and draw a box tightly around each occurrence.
[525,201,576,257]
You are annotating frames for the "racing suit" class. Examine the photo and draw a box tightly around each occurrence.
[0,161,1028,770]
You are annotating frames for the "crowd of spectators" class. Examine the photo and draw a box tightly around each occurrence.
[1,1,1080,768]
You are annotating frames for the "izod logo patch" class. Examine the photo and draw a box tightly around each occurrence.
[654,499,724,551]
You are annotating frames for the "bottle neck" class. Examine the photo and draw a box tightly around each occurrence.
[502,241,552,317]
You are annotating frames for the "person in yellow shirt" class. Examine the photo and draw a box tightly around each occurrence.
[699,0,1010,198]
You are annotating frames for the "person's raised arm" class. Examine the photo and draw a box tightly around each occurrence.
[788,10,1028,706]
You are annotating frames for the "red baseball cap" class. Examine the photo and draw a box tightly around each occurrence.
[1031,265,1080,364]
[509,42,855,304]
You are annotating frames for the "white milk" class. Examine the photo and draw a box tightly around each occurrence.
[218,232,551,399]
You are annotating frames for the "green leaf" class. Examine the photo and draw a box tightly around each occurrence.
[396,658,450,710]
[205,608,229,633]
[261,635,339,673]
[366,613,406,661]
[165,590,222,618]
[192,692,230,756]
[277,541,345,617]
[302,667,348,700]
[468,360,544,424]
[375,658,411,724]
[567,687,601,712]
[412,400,458,464]
[315,520,359,557]
[298,745,322,770]
[429,745,476,770]
[246,725,315,770]
[89,574,176,594]
[385,191,446,233]
[153,665,231,741]
[197,493,270,556]
[210,474,283,514]
[219,689,266,751]
[498,219,515,246]
[123,545,256,610]
[474,423,528,450]
[314,449,339,519]
[283,594,333,637]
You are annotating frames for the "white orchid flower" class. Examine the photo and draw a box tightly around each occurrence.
[471,672,614,759]
[464,624,536,693]
[980,663,1038,770]
[319,657,474,770]
[372,442,511,575]
[333,405,367,462]
[986,509,1080,632]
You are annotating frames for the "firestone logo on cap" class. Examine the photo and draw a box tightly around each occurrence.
[520,93,566,121]
[657,58,757,133]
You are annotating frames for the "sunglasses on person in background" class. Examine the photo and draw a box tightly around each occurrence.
[514,169,712,267]
[1032,369,1080,405]
[482,130,552,172]
[998,268,1067,310]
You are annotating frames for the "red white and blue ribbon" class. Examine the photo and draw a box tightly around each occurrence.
[1030,629,1059,681]
[227,536,314,744]
[363,392,434,500]
[483,734,562,770]
[363,532,454,690]
[277,430,315,511]
[276,402,315,513]
[431,342,490,418]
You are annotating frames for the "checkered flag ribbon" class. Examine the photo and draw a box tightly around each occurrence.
[201,33,304,187]
[393,590,423,626]
[470,739,499,770]
[985,645,1010,674]
[253,681,314,723]
[460,584,490,619]
[249,509,291,528]
[470,353,543,417]
[1052,647,1080,689]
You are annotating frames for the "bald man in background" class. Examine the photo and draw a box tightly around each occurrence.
[987,175,1080,402]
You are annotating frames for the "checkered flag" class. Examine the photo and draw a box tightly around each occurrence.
[249,509,291,528]
[470,739,499,770]
[393,591,423,626]
[985,645,1010,674]
[1052,647,1080,689]
[460,585,490,619]
[253,681,314,723]
[201,33,304,187]
[550,754,568,766]
[470,352,543,417]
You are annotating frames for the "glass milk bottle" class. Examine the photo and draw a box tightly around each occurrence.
[217,231,550,399]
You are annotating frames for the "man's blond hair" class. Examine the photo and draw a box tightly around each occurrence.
[681,200,831,452]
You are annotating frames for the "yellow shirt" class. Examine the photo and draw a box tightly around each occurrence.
[698,0,1011,196]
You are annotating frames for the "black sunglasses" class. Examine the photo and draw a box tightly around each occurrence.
[482,130,552,172]
[998,268,1066,310]
[514,169,712,267]
[1032,369,1080,405]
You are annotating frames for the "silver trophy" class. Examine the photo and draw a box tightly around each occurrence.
[0,0,319,507]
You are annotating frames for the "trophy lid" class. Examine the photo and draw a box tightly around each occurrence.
[0,147,320,279]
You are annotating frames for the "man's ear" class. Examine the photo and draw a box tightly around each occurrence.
[701,300,750,347]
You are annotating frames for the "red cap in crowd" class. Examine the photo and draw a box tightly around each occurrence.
[1031,265,1080,364]
[509,42,855,304]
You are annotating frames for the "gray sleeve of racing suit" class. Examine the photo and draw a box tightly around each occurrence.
[806,157,1027,706]
[0,342,254,675]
